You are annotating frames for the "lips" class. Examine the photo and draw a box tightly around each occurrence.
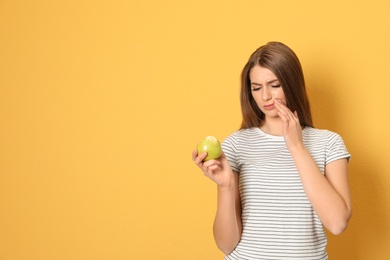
[263,103,275,110]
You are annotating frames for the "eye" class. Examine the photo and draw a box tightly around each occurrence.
[251,87,261,91]
[271,84,281,88]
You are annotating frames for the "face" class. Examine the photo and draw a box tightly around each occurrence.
[249,65,286,118]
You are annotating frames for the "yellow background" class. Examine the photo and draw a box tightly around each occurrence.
[1,0,389,259]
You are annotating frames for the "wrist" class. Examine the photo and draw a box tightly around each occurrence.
[288,142,307,155]
[217,173,235,191]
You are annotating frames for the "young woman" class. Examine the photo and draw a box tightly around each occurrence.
[192,42,352,259]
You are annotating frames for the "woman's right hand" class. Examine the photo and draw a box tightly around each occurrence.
[192,149,234,188]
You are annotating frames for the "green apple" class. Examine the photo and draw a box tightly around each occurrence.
[197,136,222,161]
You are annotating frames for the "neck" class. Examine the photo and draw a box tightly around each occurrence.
[260,117,284,136]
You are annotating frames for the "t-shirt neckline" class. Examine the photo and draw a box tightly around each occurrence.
[255,127,310,141]
[256,127,285,141]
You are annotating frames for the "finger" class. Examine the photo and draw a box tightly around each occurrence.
[275,99,292,116]
[274,99,288,115]
[205,169,216,177]
[277,110,289,123]
[292,111,300,124]
[207,164,222,173]
[194,151,208,165]
[205,165,223,177]
[275,99,296,122]
[203,159,221,167]
[275,104,290,122]
[192,149,198,161]
[293,111,299,120]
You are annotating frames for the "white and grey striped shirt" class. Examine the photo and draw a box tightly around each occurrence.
[222,127,351,260]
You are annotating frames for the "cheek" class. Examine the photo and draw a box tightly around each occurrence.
[272,88,286,100]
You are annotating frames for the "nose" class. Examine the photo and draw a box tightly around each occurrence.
[262,87,272,101]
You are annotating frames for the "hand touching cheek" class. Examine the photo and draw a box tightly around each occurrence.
[274,99,304,151]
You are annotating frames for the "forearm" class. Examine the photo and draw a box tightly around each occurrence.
[213,177,242,255]
[290,145,352,234]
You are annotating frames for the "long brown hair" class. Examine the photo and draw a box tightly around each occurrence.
[240,42,313,129]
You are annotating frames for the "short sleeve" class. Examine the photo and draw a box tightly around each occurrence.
[326,132,351,165]
[222,133,240,173]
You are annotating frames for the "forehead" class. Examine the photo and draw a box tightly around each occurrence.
[249,65,278,82]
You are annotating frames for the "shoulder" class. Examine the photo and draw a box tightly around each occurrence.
[222,127,258,147]
[303,127,343,142]
[304,127,351,162]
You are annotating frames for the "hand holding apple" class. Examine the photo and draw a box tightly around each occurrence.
[193,138,234,188]
[196,136,222,161]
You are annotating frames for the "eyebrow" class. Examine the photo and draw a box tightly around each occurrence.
[250,79,279,86]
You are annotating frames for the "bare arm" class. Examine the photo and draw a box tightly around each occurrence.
[275,99,352,234]
[192,150,242,254]
[213,171,242,254]
[289,147,352,234]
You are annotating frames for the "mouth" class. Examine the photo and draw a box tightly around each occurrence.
[263,103,275,110]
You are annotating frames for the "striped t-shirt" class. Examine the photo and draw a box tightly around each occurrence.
[221,127,351,260]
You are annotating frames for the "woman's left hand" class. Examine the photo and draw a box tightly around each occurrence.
[274,98,304,152]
